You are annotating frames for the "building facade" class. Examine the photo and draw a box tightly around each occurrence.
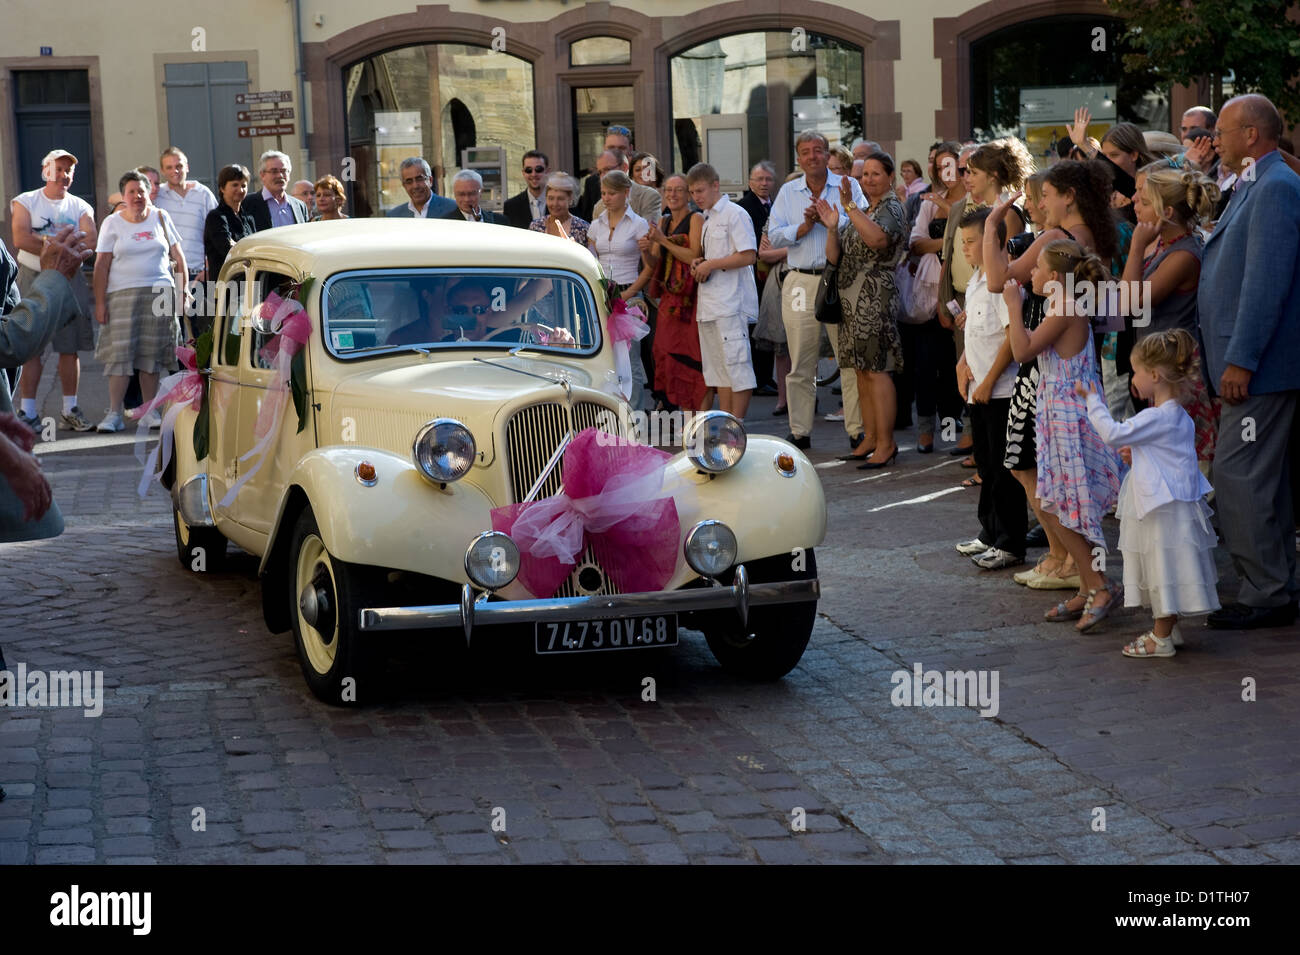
[0,0,1255,232]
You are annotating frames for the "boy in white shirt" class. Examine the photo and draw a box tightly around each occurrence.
[952,206,1025,570]
[686,162,758,418]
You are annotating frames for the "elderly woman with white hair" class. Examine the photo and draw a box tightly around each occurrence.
[528,171,591,248]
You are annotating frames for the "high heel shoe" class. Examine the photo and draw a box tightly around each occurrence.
[857,448,898,470]
[840,447,875,461]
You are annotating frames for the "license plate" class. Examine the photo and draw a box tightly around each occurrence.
[535,616,678,654]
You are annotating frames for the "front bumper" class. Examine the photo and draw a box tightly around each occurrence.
[357,564,820,644]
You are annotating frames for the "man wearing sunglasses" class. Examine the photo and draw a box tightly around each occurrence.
[388,279,496,345]
[504,151,549,229]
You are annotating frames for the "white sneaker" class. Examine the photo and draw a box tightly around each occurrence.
[824,411,845,422]
[974,547,1025,570]
[96,411,125,433]
[955,538,990,556]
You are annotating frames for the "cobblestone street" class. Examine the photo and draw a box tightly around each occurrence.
[4,384,1297,865]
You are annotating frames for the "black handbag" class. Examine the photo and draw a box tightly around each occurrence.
[814,261,842,324]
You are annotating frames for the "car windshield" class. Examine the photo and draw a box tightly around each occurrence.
[322,268,602,357]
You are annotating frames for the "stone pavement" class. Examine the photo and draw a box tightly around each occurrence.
[1,387,1297,864]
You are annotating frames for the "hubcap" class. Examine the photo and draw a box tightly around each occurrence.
[299,562,336,641]
[295,534,339,675]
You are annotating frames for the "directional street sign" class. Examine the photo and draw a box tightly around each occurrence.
[237,124,295,138]
[235,90,292,105]
[237,108,295,122]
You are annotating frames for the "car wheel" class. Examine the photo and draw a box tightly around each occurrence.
[702,549,818,681]
[288,506,378,706]
[173,503,227,572]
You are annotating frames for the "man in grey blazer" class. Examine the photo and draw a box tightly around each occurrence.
[386,158,457,219]
[1198,94,1300,629]
[241,150,311,231]
[590,150,662,223]
[439,170,508,225]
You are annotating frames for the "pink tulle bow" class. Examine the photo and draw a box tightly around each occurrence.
[607,297,650,344]
[218,292,313,507]
[491,428,681,597]
[132,345,206,498]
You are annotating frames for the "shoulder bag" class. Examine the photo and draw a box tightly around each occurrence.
[814,260,842,324]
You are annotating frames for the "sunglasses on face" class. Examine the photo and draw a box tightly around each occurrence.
[451,304,490,315]
[524,166,546,174]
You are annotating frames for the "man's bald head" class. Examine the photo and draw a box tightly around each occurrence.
[1226,93,1283,144]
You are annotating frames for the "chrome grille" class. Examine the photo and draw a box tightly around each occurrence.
[504,401,621,502]
[505,400,624,598]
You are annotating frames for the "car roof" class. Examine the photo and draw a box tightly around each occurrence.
[227,218,605,284]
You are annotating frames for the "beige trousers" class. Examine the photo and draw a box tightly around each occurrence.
[781,270,862,439]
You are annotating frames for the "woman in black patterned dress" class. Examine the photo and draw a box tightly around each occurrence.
[816,152,908,469]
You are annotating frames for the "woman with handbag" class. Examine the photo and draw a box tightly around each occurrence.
[640,174,709,411]
[815,152,908,469]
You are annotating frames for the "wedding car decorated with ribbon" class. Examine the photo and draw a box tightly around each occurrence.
[147,219,826,704]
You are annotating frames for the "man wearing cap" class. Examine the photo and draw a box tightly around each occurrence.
[9,149,98,433]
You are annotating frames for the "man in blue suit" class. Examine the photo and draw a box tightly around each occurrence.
[386,158,456,219]
[1198,94,1300,629]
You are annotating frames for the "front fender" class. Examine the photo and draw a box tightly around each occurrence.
[260,446,499,581]
[165,405,201,496]
[662,435,826,588]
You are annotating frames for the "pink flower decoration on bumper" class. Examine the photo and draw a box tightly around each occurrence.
[491,428,680,598]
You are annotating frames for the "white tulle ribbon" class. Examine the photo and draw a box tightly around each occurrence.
[217,293,312,508]
[130,346,204,499]
[607,297,650,400]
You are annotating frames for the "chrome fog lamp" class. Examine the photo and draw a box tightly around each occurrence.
[684,410,746,473]
[464,531,520,590]
[413,418,476,484]
[683,520,737,578]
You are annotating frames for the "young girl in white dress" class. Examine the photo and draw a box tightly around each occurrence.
[1075,329,1219,657]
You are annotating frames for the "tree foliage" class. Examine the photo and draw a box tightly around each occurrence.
[1105,0,1300,124]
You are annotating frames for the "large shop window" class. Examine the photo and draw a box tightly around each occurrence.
[971,16,1169,158]
[670,32,863,174]
[344,45,535,218]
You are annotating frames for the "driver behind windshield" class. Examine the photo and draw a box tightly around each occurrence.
[386,276,555,346]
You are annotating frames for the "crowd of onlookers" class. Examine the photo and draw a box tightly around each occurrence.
[3,97,1299,652]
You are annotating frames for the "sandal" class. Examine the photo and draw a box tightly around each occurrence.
[1122,631,1175,658]
[960,475,983,488]
[1013,555,1058,586]
[1076,583,1123,633]
[1045,591,1088,622]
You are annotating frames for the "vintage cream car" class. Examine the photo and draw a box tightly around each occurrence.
[162,219,826,703]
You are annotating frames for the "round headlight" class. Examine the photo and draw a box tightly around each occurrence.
[684,520,738,578]
[684,410,746,473]
[413,418,476,484]
[464,531,520,590]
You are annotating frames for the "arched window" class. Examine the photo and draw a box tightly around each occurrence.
[344,44,535,217]
[670,31,863,175]
[971,16,1168,155]
[570,36,631,67]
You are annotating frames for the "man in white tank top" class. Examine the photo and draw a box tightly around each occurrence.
[9,149,98,433]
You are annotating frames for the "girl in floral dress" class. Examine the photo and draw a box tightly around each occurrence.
[1004,239,1124,632]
